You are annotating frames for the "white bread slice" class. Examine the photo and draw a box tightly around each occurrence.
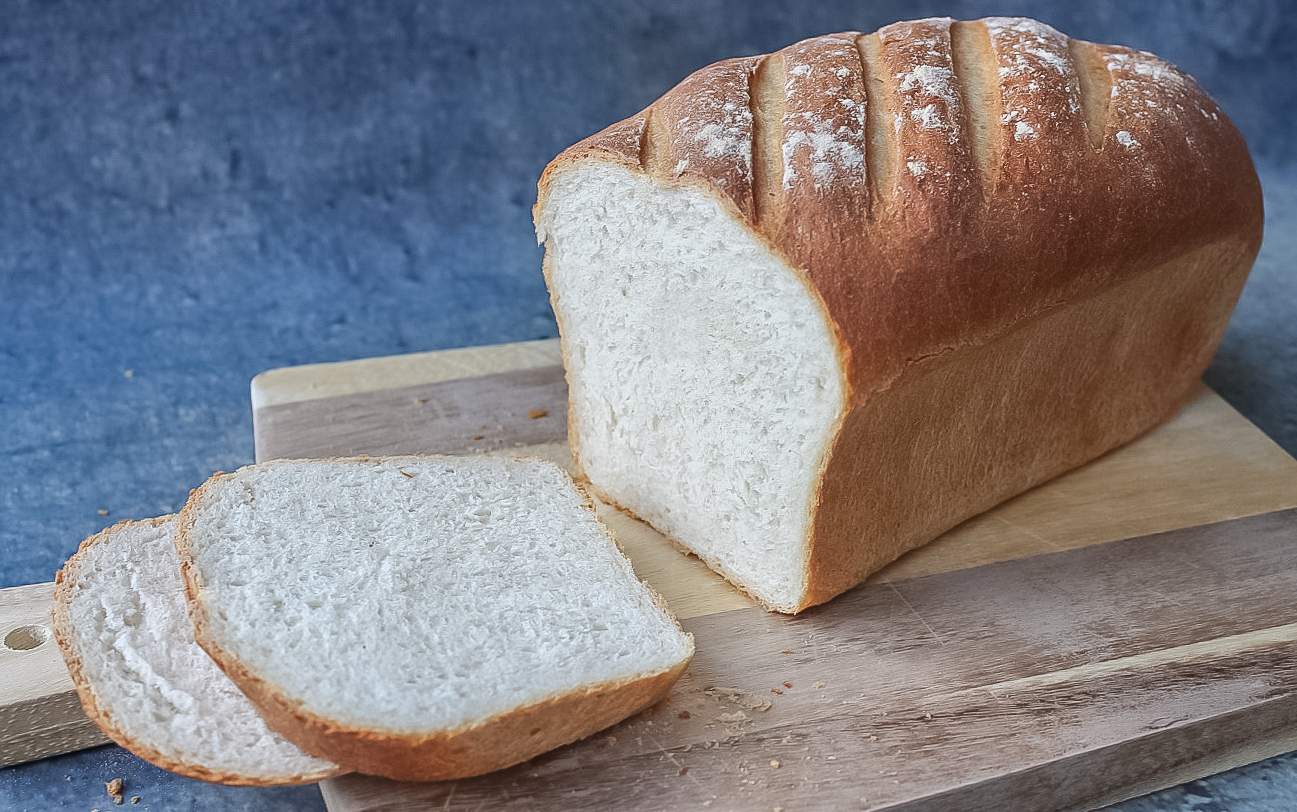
[51,516,340,786]
[175,455,694,781]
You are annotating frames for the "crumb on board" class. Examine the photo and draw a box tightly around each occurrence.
[679,766,689,775]
[771,687,783,695]
[783,682,793,689]
[131,797,141,804]
[98,509,109,516]
[770,759,781,768]
[780,649,793,654]
[678,710,691,719]
[414,397,428,404]
[527,408,548,419]
[105,778,124,805]
[473,434,485,440]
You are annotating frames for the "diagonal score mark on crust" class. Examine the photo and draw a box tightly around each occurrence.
[640,105,666,176]
[854,32,891,212]
[748,52,787,228]
[1069,37,1112,150]
[950,19,1002,195]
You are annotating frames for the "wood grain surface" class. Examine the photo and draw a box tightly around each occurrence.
[0,582,108,768]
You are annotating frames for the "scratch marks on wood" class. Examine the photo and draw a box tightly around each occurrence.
[887,581,946,647]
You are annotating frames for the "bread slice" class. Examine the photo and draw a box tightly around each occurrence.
[51,516,340,786]
[175,455,694,781]
[535,17,1263,613]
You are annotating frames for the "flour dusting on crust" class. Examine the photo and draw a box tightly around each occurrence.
[985,17,1081,142]
[780,36,867,192]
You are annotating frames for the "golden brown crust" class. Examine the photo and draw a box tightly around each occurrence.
[176,455,694,781]
[536,16,1264,612]
[212,648,689,781]
[51,518,338,786]
[539,18,1261,392]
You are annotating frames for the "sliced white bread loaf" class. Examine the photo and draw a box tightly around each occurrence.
[51,516,340,786]
[535,16,1263,613]
[175,455,694,782]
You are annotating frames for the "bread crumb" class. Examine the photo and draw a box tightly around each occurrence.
[130,797,140,805]
[783,682,793,689]
[473,434,485,441]
[98,509,109,516]
[123,370,134,378]
[527,409,548,419]
[771,687,783,695]
[414,397,428,404]
[813,682,825,689]
[780,649,793,654]
[770,759,781,768]
[105,778,124,805]
[678,766,689,775]
[869,735,878,742]
[678,710,691,719]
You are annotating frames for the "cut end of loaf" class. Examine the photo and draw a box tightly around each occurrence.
[177,455,694,780]
[539,161,848,613]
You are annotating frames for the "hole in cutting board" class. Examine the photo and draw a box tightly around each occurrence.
[4,624,50,651]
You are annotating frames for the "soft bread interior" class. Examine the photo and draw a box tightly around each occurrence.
[54,517,337,785]
[181,456,692,737]
[539,161,846,611]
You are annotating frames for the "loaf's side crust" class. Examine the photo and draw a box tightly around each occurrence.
[51,518,340,787]
[175,456,695,781]
[802,236,1255,608]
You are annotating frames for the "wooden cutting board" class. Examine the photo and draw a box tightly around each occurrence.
[4,338,1297,811]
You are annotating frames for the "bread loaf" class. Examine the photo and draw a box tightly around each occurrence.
[51,517,340,786]
[175,455,694,781]
[535,17,1263,613]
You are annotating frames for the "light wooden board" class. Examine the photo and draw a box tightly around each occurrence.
[0,582,109,767]
[250,340,1297,811]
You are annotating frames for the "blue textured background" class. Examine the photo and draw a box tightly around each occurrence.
[2,1,1294,809]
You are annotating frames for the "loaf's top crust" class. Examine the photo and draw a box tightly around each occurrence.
[538,16,1263,399]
